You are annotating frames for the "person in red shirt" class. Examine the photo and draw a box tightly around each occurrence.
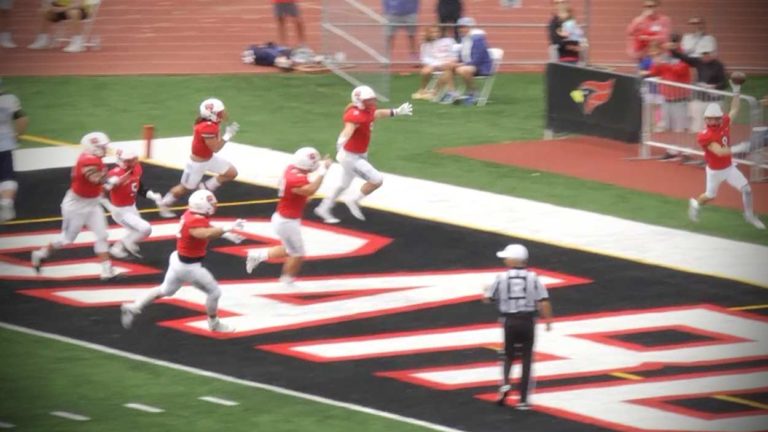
[246,147,331,288]
[688,83,765,229]
[314,85,412,224]
[642,51,691,133]
[626,0,671,62]
[102,149,164,259]
[120,189,247,332]
[31,131,119,281]
[158,98,240,218]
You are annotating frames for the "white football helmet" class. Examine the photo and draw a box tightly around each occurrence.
[80,132,111,157]
[293,147,321,172]
[351,85,377,109]
[704,103,723,118]
[188,189,217,215]
[199,98,226,122]
[117,148,139,169]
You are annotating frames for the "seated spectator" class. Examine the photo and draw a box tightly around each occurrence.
[626,0,671,64]
[436,17,492,105]
[27,0,92,53]
[384,0,420,62]
[667,41,726,132]
[547,0,569,62]
[680,17,716,58]
[411,25,457,100]
[555,7,586,64]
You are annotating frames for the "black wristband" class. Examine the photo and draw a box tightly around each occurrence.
[390,109,395,117]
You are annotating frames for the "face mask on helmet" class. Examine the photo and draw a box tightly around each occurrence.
[293,147,320,172]
[351,86,377,110]
[117,149,139,169]
[188,190,217,215]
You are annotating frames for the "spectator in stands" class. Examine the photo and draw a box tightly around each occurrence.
[383,0,420,62]
[666,41,726,133]
[641,43,691,135]
[555,7,585,64]
[436,17,492,106]
[547,0,569,61]
[680,17,717,58]
[0,0,15,48]
[437,0,463,42]
[626,0,671,63]
[273,0,306,47]
[412,25,457,100]
[27,0,93,53]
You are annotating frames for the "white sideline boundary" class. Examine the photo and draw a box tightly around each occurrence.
[12,138,768,287]
[0,322,466,432]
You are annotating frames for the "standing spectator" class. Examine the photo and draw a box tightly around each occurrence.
[0,0,15,48]
[555,8,585,64]
[0,78,28,222]
[626,0,671,63]
[273,0,306,47]
[27,0,93,53]
[641,47,691,134]
[436,0,462,42]
[483,244,553,410]
[436,17,491,106]
[383,0,420,61]
[411,25,456,100]
[668,42,726,133]
[680,17,717,58]
[547,0,569,62]
[245,147,332,288]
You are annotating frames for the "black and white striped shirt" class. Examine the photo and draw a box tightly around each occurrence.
[484,268,549,314]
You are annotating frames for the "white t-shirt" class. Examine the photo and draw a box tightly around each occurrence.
[681,32,717,57]
[562,19,584,43]
[419,37,457,67]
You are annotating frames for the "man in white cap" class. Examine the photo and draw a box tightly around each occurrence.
[483,243,552,410]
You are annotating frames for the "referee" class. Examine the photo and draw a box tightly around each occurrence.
[483,244,552,410]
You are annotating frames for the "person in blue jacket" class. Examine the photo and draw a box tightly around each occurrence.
[437,17,492,105]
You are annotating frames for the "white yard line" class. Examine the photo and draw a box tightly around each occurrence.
[198,396,240,406]
[49,411,90,421]
[13,139,768,287]
[0,421,14,429]
[1,323,467,432]
[123,403,164,413]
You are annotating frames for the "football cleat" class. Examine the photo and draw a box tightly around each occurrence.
[30,249,46,274]
[208,318,235,333]
[245,251,264,274]
[495,385,511,406]
[314,205,340,224]
[120,303,139,329]
[344,199,366,221]
[687,198,699,222]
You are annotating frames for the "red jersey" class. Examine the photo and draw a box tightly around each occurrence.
[191,119,220,160]
[70,152,105,198]
[698,115,732,170]
[343,105,375,154]
[276,165,310,219]
[648,61,691,100]
[108,163,143,207]
[177,210,211,258]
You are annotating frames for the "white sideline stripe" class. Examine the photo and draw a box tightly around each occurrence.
[199,396,239,406]
[50,411,90,421]
[124,403,164,413]
[1,323,467,432]
[0,421,14,428]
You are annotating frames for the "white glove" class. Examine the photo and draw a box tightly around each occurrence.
[222,218,246,233]
[729,80,741,94]
[393,102,413,116]
[146,190,162,203]
[222,232,245,244]
[316,164,328,177]
[335,149,346,163]
[730,142,750,154]
[222,122,240,142]
[103,176,120,191]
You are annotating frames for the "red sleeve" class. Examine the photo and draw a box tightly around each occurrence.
[107,167,121,177]
[199,122,219,137]
[81,154,102,167]
[187,215,211,229]
[697,130,712,148]
[673,62,691,82]
[286,168,309,189]
[648,64,662,77]
[343,108,367,124]
[722,115,731,129]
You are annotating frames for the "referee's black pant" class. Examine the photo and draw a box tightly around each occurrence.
[503,313,535,404]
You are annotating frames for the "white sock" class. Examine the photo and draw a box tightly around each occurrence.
[0,197,13,208]
[161,193,176,207]
[36,247,51,259]
[100,260,113,273]
[350,190,366,203]
[279,275,295,284]
[249,248,268,261]
[204,177,221,192]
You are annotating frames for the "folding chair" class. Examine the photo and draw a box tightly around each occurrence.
[475,48,503,107]
[52,0,102,51]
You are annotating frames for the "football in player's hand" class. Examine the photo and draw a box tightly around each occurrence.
[730,71,747,85]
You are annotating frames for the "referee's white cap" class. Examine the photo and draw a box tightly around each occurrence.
[496,244,528,261]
